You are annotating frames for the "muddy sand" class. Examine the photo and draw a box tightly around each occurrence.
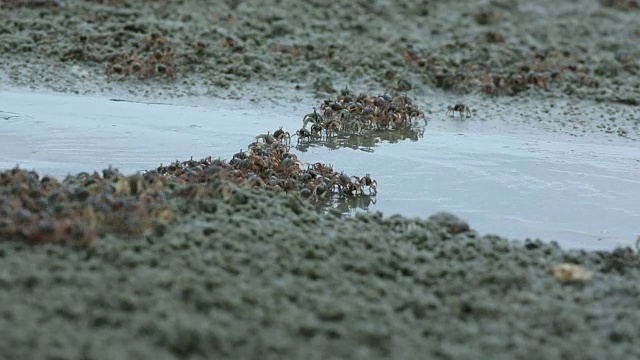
[1,0,640,358]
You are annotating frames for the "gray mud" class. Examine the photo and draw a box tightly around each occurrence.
[2,0,640,359]
[1,0,640,138]
[1,192,640,359]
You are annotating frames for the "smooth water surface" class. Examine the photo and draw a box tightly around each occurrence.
[1,90,639,250]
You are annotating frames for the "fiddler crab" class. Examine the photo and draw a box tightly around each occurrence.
[273,126,291,144]
[446,103,472,118]
[302,107,324,128]
[255,132,276,144]
[355,173,377,195]
[333,172,377,196]
[294,128,312,143]
[300,108,345,139]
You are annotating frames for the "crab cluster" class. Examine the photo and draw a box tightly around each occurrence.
[295,88,427,142]
[297,163,378,202]
[402,45,593,96]
[152,132,376,203]
[0,132,375,245]
[62,31,181,80]
[0,167,174,245]
[104,33,177,79]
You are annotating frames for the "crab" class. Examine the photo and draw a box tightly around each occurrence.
[446,104,472,118]
[336,86,355,102]
[343,181,363,197]
[324,119,343,137]
[357,173,377,195]
[338,108,353,122]
[294,128,312,143]
[232,149,248,160]
[346,102,364,114]
[387,109,405,125]
[309,178,331,201]
[407,106,428,124]
[247,173,266,187]
[320,100,344,119]
[332,172,353,194]
[273,127,291,144]
[255,132,276,144]
[310,122,324,137]
[302,107,324,128]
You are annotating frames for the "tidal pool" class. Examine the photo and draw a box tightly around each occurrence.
[1,90,638,250]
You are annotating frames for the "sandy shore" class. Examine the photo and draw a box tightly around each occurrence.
[1,0,640,358]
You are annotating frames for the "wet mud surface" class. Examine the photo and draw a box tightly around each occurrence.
[1,0,640,358]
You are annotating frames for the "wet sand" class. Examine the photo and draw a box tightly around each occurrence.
[1,0,640,358]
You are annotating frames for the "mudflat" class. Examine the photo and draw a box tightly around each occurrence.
[1,0,639,359]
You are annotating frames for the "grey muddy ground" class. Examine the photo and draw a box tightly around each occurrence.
[1,0,640,358]
[2,0,639,138]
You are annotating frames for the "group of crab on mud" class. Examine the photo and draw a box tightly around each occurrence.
[246,87,472,201]
[242,129,377,201]
[254,87,472,146]
[295,87,429,142]
[0,87,474,244]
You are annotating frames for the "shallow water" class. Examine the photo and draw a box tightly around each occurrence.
[2,90,638,250]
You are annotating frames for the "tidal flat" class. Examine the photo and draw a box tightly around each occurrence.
[1,0,640,358]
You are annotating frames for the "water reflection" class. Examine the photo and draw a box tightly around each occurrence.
[294,124,426,152]
[330,194,377,214]
[311,193,377,215]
